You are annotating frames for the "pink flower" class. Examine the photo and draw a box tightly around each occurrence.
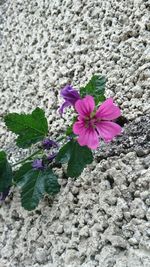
[73,96,122,149]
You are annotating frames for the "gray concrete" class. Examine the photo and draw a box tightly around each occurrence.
[0,0,150,266]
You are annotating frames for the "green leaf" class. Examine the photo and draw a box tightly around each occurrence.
[56,140,93,178]
[56,141,72,164]
[65,116,77,138]
[67,141,93,178]
[80,75,106,105]
[0,151,13,192]
[65,127,76,139]
[14,162,32,186]
[45,169,60,195]
[66,125,73,136]
[15,165,60,210]
[4,108,48,148]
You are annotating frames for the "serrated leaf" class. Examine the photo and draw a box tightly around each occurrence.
[80,75,106,105]
[15,165,60,210]
[56,140,93,178]
[0,151,13,192]
[4,108,48,148]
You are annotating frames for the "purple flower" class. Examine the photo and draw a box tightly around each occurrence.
[47,152,57,162]
[32,159,44,170]
[42,139,58,150]
[59,85,80,114]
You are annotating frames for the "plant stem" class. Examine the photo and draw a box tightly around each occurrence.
[12,149,42,167]
[56,135,66,142]
[12,135,67,168]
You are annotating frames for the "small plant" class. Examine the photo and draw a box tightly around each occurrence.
[0,75,122,210]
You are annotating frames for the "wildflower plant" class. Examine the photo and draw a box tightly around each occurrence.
[0,75,122,210]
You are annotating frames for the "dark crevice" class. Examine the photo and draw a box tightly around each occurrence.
[96,115,150,161]
[106,175,114,188]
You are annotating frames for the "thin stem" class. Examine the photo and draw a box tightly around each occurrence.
[12,149,42,167]
[56,135,66,142]
[12,135,67,168]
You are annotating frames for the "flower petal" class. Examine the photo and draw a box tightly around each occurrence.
[75,96,95,117]
[32,159,44,170]
[60,85,80,104]
[73,120,86,135]
[77,128,99,149]
[42,139,58,149]
[96,121,122,142]
[96,98,121,120]
[59,101,71,115]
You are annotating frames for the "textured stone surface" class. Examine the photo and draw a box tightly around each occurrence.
[0,0,150,266]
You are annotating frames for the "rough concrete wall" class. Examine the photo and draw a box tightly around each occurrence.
[0,0,150,266]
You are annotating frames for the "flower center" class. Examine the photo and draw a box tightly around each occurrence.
[84,113,102,129]
[84,117,96,129]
